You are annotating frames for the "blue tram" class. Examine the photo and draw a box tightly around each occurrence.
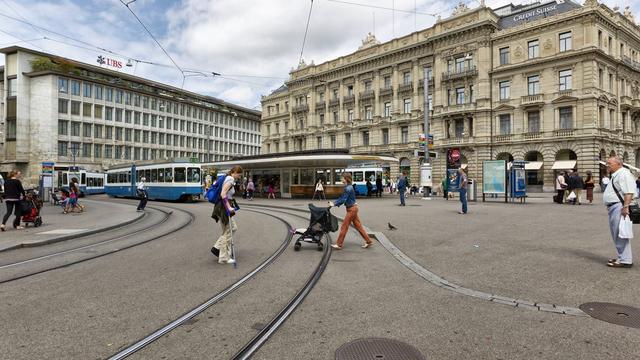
[57,170,106,195]
[105,161,203,201]
[344,167,384,195]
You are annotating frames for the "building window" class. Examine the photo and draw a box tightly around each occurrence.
[348,109,354,122]
[347,85,354,96]
[455,57,465,73]
[317,136,323,149]
[105,107,113,121]
[82,103,92,117]
[58,78,68,93]
[330,136,336,148]
[94,125,102,138]
[608,36,613,54]
[402,71,411,85]
[528,111,540,133]
[134,129,141,142]
[499,114,511,135]
[82,143,92,157]
[71,121,80,137]
[345,133,351,147]
[559,69,572,91]
[384,102,391,117]
[364,106,372,120]
[364,80,372,91]
[94,144,102,158]
[455,119,464,137]
[609,73,613,91]
[384,76,391,89]
[115,109,123,122]
[598,30,602,47]
[499,47,509,65]
[83,123,92,137]
[559,32,572,52]
[362,131,369,146]
[71,80,80,95]
[456,88,465,105]
[528,40,539,59]
[469,85,475,103]
[115,90,123,103]
[559,106,573,129]
[332,111,338,123]
[58,141,68,156]
[58,120,68,135]
[94,105,103,119]
[401,126,409,143]
[7,78,17,97]
[70,101,81,115]
[403,99,411,113]
[528,75,540,95]
[58,99,69,114]
[83,83,92,98]
[499,81,510,100]
[105,126,113,139]
[382,128,389,145]
[115,127,123,140]
[105,88,113,102]
[599,68,604,88]
[447,89,452,106]
[125,128,132,141]
[318,114,324,127]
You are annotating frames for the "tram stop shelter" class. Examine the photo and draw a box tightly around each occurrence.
[203,150,398,198]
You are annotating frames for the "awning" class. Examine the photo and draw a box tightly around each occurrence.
[525,161,543,170]
[551,160,576,170]
[624,163,640,173]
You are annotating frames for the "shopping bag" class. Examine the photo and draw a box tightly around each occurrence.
[619,215,634,239]
[567,191,576,201]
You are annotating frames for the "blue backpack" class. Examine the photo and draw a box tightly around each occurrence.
[206,175,227,204]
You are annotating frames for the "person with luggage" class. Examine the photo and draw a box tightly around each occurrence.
[327,172,373,250]
[136,177,148,212]
[212,166,243,264]
[1,170,26,231]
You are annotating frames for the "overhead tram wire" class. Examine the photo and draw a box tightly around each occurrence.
[298,0,315,66]
[325,0,436,16]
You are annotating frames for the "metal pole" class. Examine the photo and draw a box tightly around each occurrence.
[421,66,432,199]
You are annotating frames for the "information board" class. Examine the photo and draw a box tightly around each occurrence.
[483,160,506,194]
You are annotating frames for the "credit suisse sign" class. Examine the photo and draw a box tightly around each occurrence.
[498,1,580,28]
[97,55,123,69]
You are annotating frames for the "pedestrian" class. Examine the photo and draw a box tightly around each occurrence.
[441,176,449,200]
[314,179,326,200]
[136,177,148,212]
[246,179,255,200]
[555,172,567,204]
[212,165,243,264]
[64,179,81,214]
[366,179,373,198]
[1,170,26,231]
[603,156,635,268]
[566,170,577,204]
[0,173,4,203]
[458,168,468,214]
[267,183,276,199]
[375,176,383,198]
[397,171,408,206]
[636,175,640,198]
[328,172,373,250]
[71,178,85,212]
[573,171,584,205]
[585,170,595,205]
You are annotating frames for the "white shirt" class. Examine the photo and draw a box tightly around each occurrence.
[137,181,145,190]
[315,181,324,191]
[223,176,236,199]
[603,168,635,204]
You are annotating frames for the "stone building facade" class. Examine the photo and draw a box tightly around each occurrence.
[261,0,640,192]
[1,47,262,187]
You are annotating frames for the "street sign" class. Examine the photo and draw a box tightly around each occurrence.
[41,162,54,174]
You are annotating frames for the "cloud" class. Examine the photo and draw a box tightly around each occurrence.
[1,0,639,109]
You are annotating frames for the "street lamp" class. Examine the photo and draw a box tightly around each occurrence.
[421,66,433,199]
[68,143,79,172]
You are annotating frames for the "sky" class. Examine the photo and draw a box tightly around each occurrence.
[0,0,639,110]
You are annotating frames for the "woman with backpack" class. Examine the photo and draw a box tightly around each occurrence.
[211,166,243,264]
[327,172,373,250]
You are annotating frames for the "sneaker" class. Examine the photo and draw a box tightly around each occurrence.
[331,244,343,250]
[225,258,236,264]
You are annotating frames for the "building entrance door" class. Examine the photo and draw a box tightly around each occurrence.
[281,169,291,198]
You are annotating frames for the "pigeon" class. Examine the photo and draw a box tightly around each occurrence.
[388,222,397,230]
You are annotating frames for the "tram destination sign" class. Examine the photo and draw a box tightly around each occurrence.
[498,0,580,29]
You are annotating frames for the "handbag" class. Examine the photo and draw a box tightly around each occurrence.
[611,178,640,224]
[567,191,576,201]
[619,215,634,239]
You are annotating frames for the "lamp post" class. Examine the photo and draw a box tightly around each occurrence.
[421,66,433,199]
[69,143,79,172]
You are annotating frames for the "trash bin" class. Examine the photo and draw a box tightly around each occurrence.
[467,179,477,202]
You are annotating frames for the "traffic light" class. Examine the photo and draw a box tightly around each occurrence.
[414,150,438,159]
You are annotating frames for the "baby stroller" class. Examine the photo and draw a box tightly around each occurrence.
[21,189,44,227]
[293,204,339,251]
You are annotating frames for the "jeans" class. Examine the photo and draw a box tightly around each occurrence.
[459,188,468,213]
[137,197,147,210]
[2,200,21,227]
[399,189,406,205]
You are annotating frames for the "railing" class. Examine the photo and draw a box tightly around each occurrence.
[521,94,543,105]
[329,98,340,106]
[359,90,375,100]
[441,66,478,81]
[398,83,413,92]
[522,132,541,140]
[343,94,355,104]
[379,87,393,96]
[554,129,574,137]
[315,101,326,109]
[622,55,640,72]
[495,134,513,142]
[418,79,434,87]
[292,104,308,113]
[557,89,574,97]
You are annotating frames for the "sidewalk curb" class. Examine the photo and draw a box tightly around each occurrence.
[0,201,145,253]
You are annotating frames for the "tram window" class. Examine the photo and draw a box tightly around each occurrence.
[365,171,376,182]
[151,169,158,182]
[353,171,364,182]
[333,169,344,184]
[292,169,299,184]
[165,168,173,182]
[88,178,93,187]
[117,173,123,183]
[187,167,201,183]
[127,171,131,183]
[137,170,142,181]
[300,169,314,185]
[174,167,186,182]
[63,173,68,186]
[157,169,164,183]
[144,169,151,181]
[81,173,86,185]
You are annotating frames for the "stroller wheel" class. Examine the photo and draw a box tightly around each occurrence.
[294,242,301,251]
[35,217,43,227]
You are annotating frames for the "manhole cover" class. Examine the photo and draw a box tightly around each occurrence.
[336,338,425,360]
[579,302,640,328]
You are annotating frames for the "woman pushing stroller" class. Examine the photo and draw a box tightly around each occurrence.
[327,172,373,250]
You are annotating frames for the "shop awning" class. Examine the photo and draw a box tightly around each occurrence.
[551,160,576,170]
[525,161,544,170]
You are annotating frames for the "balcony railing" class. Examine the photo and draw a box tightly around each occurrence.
[292,104,309,113]
[622,55,640,72]
[418,79,434,88]
[329,98,340,106]
[398,83,413,93]
[522,132,541,140]
[521,94,544,105]
[379,87,393,96]
[359,90,375,100]
[557,89,574,97]
[554,129,574,137]
[441,66,478,81]
[315,101,326,109]
[343,94,355,104]
[495,134,513,142]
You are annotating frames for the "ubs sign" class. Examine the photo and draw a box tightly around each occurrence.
[97,55,123,69]
[499,1,580,28]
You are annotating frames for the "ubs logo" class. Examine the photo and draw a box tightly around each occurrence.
[97,55,123,69]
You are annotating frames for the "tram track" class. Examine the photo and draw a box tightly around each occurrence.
[0,204,195,285]
[108,206,332,360]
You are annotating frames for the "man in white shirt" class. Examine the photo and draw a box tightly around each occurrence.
[136,177,148,212]
[602,156,635,267]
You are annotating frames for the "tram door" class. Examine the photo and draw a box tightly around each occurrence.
[281,169,291,198]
